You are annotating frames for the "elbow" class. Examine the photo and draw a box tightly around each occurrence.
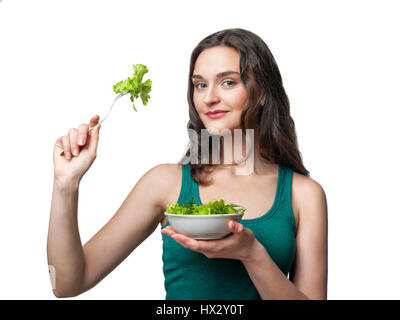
[52,288,81,298]
[303,292,327,300]
[48,265,87,298]
[49,275,86,298]
[52,289,64,299]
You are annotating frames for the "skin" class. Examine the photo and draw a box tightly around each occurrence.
[192,46,248,134]
[48,46,327,300]
[162,46,328,299]
[191,45,253,167]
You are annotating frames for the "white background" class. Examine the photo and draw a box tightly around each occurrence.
[0,0,399,300]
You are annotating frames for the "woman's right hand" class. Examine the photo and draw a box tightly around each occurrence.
[53,115,101,183]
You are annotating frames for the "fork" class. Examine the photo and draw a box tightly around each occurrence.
[59,93,126,156]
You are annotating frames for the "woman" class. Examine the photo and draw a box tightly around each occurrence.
[48,28,328,300]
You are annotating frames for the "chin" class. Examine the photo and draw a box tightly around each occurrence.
[204,125,237,136]
[201,116,240,135]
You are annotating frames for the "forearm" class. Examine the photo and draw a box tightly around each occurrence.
[242,241,309,300]
[47,178,85,297]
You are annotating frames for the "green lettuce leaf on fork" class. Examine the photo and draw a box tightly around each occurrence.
[113,64,152,112]
[166,198,246,215]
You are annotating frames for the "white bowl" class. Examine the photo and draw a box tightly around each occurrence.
[165,213,244,240]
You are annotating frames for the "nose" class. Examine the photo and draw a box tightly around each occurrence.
[203,86,220,106]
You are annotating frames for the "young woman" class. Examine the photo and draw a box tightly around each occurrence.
[48,28,328,300]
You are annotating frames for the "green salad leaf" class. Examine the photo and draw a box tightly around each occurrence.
[166,198,246,215]
[113,63,152,112]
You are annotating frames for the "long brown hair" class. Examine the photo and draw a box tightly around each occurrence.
[180,28,309,185]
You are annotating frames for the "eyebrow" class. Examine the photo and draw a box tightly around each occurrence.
[191,70,240,80]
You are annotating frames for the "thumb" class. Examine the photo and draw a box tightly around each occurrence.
[228,220,244,234]
[88,123,101,154]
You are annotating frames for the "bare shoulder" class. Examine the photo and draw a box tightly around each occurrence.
[152,162,182,178]
[143,163,182,210]
[292,172,326,201]
[291,172,328,226]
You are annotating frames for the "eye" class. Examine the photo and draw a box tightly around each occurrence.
[222,80,236,87]
[194,80,236,90]
[194,83,207,90]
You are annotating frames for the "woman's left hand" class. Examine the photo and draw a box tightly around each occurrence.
[161,220,262,262]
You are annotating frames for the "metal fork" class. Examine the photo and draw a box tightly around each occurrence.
[59,93,126,156]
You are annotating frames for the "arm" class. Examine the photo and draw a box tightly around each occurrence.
[47,178,85,297]
[47,163,179,298]
[242,178,328,300]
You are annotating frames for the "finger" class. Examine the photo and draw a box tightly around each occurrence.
[77,123,89,146]
[172,234,203,251]
[55,136,64,151]
[161,226,207,251]
[88,123,101,156]
[88,115,100,129]
[68,128,79,156]
[166,226,177,233]
[61,135,72,159]
[161,226,178,237]
[228,220,244,233]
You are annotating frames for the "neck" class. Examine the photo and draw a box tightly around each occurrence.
[214,129,274,176]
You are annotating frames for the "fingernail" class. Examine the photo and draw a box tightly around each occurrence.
[73,148,78,155]
[78,137,84,145]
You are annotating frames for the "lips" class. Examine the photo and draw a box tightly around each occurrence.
[206,110,229,119]
[206,109,228,115]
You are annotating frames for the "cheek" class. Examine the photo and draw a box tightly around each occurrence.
[193,93,202,113]
[228,88,248,112]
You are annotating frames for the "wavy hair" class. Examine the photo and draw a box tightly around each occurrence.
[180,28,309,185]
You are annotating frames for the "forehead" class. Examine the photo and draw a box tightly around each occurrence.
[193,46,240,75]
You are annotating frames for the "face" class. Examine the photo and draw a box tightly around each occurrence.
[192,46,248,135]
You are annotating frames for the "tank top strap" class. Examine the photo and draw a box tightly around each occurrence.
[276,165,297,231]
[177,164,202,205]
[279,165,292,203]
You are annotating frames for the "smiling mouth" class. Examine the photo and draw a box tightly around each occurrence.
[206,109,228,115]
[206,111,229,119]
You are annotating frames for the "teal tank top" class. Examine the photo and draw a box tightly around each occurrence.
[161,164,297,300]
